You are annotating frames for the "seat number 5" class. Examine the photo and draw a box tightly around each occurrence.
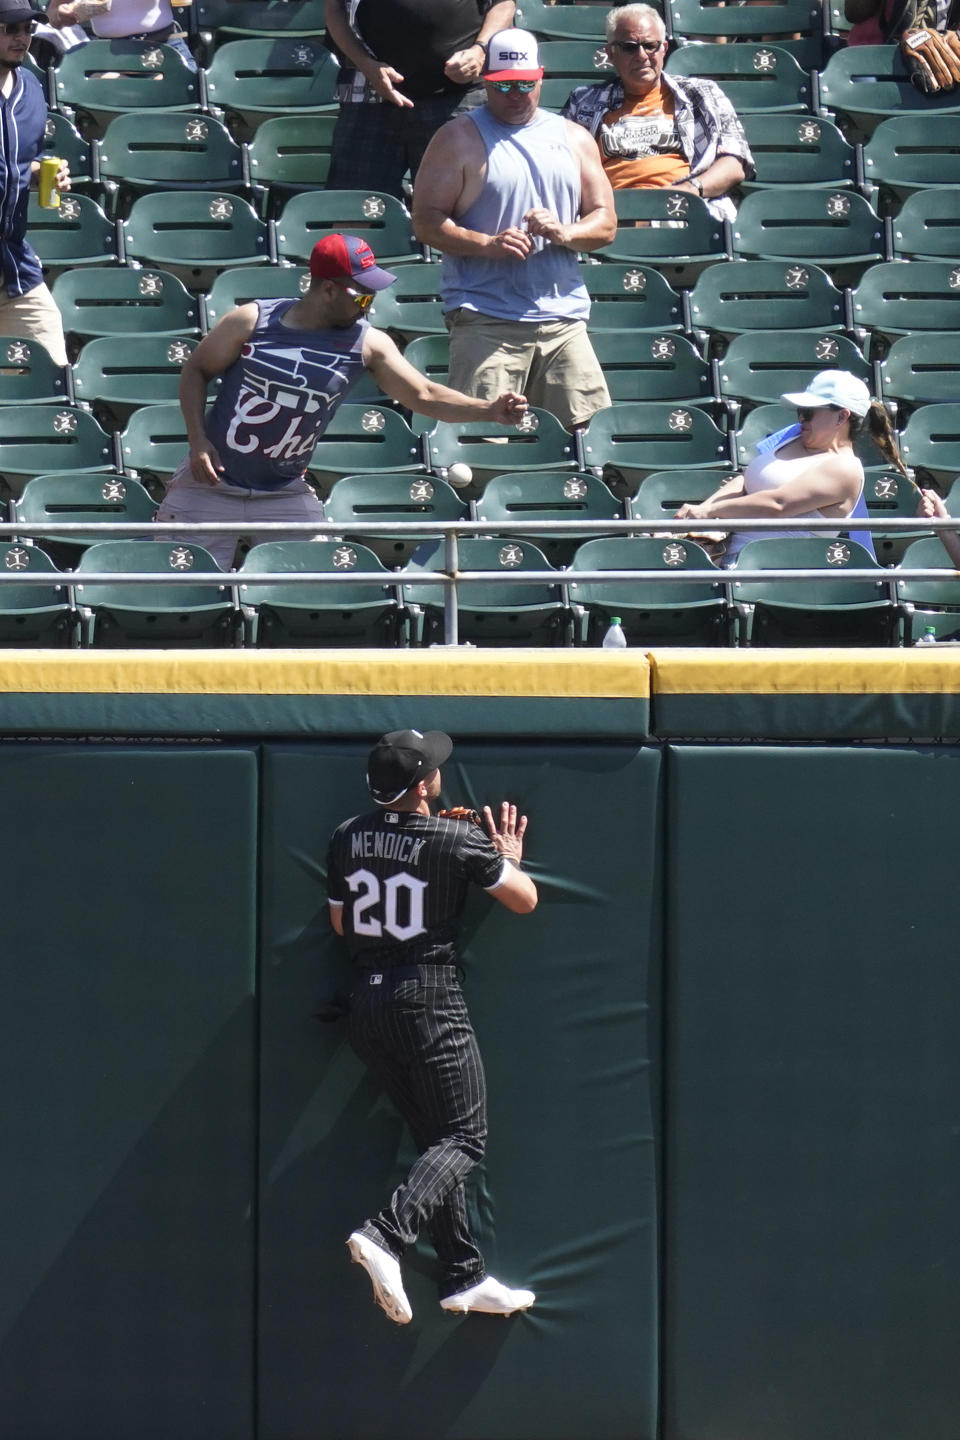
[346,867,427,941]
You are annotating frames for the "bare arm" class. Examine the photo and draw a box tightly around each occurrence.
[445,0,516,85]
[49,0,113,25]
[919,489,960,568]
[674,154,746,200]
[325,0,414,107]
[413,118,535,260]
[363,326,527,423]
[328,902,344,936]
[524,123,617,251]
[483,802,538,914]
[179,304,258,485]
[677,456,861,522]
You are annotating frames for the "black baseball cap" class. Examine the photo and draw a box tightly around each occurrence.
[0,2,45,21]
[367,729,453,806]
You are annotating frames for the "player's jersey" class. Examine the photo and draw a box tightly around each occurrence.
[326,809,507,966]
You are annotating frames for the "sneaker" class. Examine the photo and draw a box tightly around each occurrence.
[347,1231,412,1325]
[440,1276,535,1316]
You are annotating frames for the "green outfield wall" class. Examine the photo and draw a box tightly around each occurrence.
[0,650,957,1440]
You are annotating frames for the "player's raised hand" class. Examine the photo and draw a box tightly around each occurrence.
[483,801,528,867]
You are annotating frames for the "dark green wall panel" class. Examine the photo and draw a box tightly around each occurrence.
[663,745,960,1440]
[0,746,258,1440]
[258,741,661,1440]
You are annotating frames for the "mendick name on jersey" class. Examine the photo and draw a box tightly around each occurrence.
[350,830,428,865]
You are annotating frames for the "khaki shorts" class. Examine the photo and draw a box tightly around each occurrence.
[0,282,68,367]
[155,457,325,569]
[445,310,610,431]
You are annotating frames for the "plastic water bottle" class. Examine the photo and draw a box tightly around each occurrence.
[602,616,628,649]
[915,625,938,646]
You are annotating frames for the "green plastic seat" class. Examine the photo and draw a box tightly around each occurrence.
[202,264,308,330]
[665,42,811,112]
[275,190,421,266]
[26,193,118,279]
[74,539,237,646]
[246,113,336,215]
[896,535,960,642]
[401,537,573,647]
[818,45,960,142]
[424,408,577,486]
[0,335,69,405]
[668,0,824,64]
[401,335,451,387]
[849,262,960,347]
[687,261,845,346]
[740,115,855,192]
[42,111,94,190]
[536,38,616,107]
[474,470,623,564]
[97,111,245,216]
[579,402,730,491]
[515,0,627,38]
[900,404,960,485]
[367,263,445,340]
[861,116,960,204]
[323,472,467,567]
[119,402,189,484]
[52,266,200,342]
[14,472,157,562]
[589,331,714,406]
[568,535,729,645]
[579,262,684,332]
[863,470,930,564]
[879,333,960,411]
[73,336,199,426]
[718,330,871,410]
[598,189,729,286]
[729,537,897,645]
[54,40,201,134]
[0,406,115,500]
[731,188,884,281]
[122,190,270,289]
[891,188,960,262]
[630,468,737,520]
[0,542,77,647]
[204,38,338,138]
[196,0,327,43]
[309,405,424,491]
[238,539,406,646]
[734,402,891,472]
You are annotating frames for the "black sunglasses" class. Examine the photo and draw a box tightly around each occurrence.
[0,17,38,33]
[608,39,663,55]
[797,404,842,421]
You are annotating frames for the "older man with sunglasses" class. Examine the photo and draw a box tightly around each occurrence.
[412,27,616,435]
[155,233,527,568]
[562,3,753,221]
[0,1,70,365]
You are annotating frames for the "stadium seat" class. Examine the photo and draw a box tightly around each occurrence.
[203,38,338,138]
[669,0,824,64]
[74,540,237,646]
[246,114,336,215]
[0,542,77,647]
[817,44,960,141]
[891,188,960,262]
[97,111,246,216]
[367,263,446,340]
[568,535,729,645]
[400,335,450,387]
[740,114,856,192]
[26,193,118,279]
[237,539,407,646]
[310,406,424,491]
[729,537,898,645]
[579,261,684,332]
[899,404,960,485]
[733,402,892,471]
[423,408,577,487]
[322,472,468,567]
[196,0,327,46]
[848,261,960,349]
[536,38,616,108]
[731,188,885,281]
[14,473,157,564]
[879,332,960,412]
[473,469,623,565]
[717,329,871,411]
[118,402,189,486]
[0,335,69,405]
[579,402,731,491]
[896,535,960,642]
[54,40,201,135]
[202,264,308,330]
[666,42,811,112]
[52,266,200,345]
[274,190,422,266]
[863,470,928,564]
[0,407,115,499]
[121,191,271,289]
[42,112,95,192]
[630,467,734,522]
[514,0,614,38]
[589,331,715,406]
[861,115,960,204]
[402,537,573,647]
[73,335,198,426]
[599,189,729,286]
[687,260,845,347]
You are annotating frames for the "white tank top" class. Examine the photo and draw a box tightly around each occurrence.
[724,446,864,565]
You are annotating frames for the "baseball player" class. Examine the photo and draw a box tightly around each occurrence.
[326,728,538,1323]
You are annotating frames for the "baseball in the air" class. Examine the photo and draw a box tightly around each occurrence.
[447,463,473,488]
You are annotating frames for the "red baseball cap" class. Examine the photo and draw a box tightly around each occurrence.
[309,233,397,292]
[484,27,544,82]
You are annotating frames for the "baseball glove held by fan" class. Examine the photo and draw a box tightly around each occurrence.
[901,26,960,93]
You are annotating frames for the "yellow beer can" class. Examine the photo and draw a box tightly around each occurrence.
[38,156,61,210]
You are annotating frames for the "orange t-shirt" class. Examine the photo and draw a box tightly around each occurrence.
[598,85,690,191]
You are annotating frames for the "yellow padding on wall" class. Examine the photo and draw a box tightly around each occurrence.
[0,649,650,699]
[651,648,960,695]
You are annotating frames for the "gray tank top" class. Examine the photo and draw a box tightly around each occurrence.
[441,106,590,324]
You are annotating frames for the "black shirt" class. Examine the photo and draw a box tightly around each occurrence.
[354,0,492,99]
[326,809,506,965]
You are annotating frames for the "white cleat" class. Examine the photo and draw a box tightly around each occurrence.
[347,1231,412,1325]
[440,1275,535,1317]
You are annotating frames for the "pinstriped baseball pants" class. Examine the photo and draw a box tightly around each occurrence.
[347,968,488,1298]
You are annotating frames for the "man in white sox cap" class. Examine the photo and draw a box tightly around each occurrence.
[326,728,538,1323]
[412,26,617,435]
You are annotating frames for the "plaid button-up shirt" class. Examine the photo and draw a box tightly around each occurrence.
[561,73,754,222]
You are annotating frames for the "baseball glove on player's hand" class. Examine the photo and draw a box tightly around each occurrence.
[901,27,960,93]
[437,806,483,825]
